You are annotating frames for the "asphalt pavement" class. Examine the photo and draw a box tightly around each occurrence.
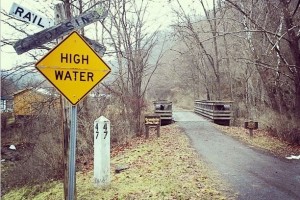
[173,111,300,200]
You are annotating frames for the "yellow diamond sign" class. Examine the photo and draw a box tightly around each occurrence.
[35,31,111,105]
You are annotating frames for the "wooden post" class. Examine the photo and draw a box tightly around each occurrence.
[94,116,110,187]
[60,95,70,200]
[54,4,71,200]
[156,124,160,137]
[249,129,253,137]
[145,126,150,139]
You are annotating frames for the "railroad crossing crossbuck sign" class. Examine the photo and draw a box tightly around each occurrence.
[35,31,111,105]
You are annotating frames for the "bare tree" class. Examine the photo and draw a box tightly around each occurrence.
[100,0,165,136]
[224,0,300,117]
[171,0,234,100]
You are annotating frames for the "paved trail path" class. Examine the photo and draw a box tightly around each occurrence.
[173,111,300,200]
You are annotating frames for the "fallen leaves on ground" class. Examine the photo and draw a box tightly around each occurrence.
[215,125,300,158]
[3,124,233,200]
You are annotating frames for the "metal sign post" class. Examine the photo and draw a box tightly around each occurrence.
[68,105,77,200]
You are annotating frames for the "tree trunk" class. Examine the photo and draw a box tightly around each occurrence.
[282,0,300,117]
[295,80,300,117]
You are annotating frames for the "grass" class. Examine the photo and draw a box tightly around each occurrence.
[2,124,232,200]
[215,125,300,158]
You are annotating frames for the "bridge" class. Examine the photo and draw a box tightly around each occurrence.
[194,100,233,126]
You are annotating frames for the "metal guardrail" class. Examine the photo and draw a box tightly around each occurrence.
[194,100,233,125]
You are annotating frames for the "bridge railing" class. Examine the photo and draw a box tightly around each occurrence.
[194,100,233,126]
[153,100,172,125]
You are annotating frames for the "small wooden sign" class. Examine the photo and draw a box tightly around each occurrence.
[244,120,258,137]
[244,121,258,130]
[145,115,161,125]
[145,115,161,138]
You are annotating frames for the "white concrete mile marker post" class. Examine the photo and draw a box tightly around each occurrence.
[94,116,110,187]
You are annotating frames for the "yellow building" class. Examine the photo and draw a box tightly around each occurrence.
[13,88,60,117]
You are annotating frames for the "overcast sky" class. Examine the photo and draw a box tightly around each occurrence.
[0,0,213,70]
